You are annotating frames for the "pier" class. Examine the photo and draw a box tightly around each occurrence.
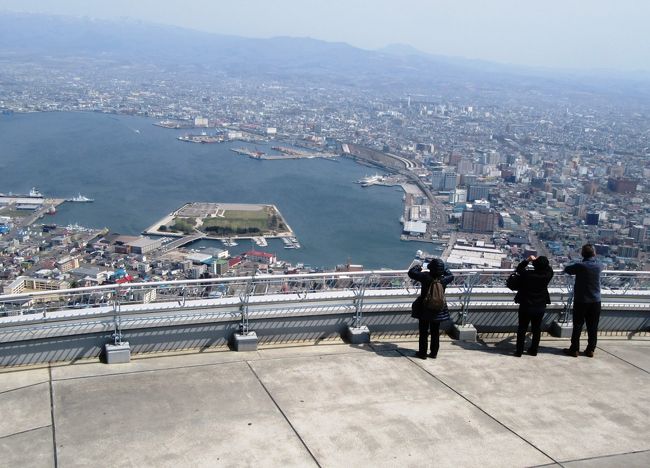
[17,198,65,227]
[231,146,337,161]
[178,134,224,144]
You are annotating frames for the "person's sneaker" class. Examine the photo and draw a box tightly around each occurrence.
[527,350,538,356]
[513,351,522,357]
[563,348,579,357]
[414,352,427,360]
[428,353,437,359]
[583,350,594,358]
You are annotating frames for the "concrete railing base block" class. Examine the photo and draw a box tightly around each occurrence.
[233,331,258,352]
[550,321,573,338]
[345,325,370,344]
[105,342,131,364]
[452,324,477,342]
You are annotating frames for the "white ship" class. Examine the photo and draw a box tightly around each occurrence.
[222,238,238,247]
[29,187,43,198]
[67,194,94,203]
[252,236,268,247]
[357,174,385,187]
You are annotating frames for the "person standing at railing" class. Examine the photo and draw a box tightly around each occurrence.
[563,244,604,358]
[513,255,554,357]
[408,258,454,360]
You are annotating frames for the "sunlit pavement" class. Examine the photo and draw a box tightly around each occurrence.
[1,335,649,467]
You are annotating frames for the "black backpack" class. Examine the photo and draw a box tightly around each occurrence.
[423,278,446,312]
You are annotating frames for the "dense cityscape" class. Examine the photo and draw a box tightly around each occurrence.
[1,18,650,295]
[1,6,650,467]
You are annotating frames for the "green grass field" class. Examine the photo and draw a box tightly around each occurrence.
[200,207,286,235]
[161,205,288,236]
[203,210,269,231]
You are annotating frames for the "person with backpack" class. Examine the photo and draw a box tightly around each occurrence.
[408,258,454,360]
[513,255,554,357]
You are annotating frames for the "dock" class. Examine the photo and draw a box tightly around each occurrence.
[231,146,337,161]
[19,198,65,227]
[231,147,265,158]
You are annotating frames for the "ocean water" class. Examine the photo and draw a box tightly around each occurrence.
[0,111,431,269]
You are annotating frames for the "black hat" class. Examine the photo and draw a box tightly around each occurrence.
[427,258,445,275]
[532,256,549,270]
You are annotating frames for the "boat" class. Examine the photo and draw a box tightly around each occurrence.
[252,236,268,247]
[222,238,238,247]
[357,174,385,187]
[68,194,94,203]
[0,187,44,199]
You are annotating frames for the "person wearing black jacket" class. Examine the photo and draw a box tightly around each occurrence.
[408,258,454,360]
[513,255,554,357]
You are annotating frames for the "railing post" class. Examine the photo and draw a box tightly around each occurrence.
[561,275,575,323]
[459,272,477,326]
[352,274,367,328]
[344,273,370,344]
[105,289,130,364]
[178,286,187,307]
[452,272,478,342]
[112,294,122,345]
[551,275,574,338]
[232,273,258,351]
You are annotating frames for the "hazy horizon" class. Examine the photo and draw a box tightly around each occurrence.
[0,0,648,73]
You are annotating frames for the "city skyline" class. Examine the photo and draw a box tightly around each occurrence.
[0,0,649,72]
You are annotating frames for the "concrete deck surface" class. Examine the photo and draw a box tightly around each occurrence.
[0,336,648,468]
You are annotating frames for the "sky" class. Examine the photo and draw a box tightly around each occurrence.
[0,0,648,71]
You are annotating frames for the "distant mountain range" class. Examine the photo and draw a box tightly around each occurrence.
[0,11,648,98]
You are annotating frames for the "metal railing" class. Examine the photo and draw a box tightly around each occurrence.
[2,269,650,341]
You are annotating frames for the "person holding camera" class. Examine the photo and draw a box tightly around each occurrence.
[408,258,454,360]
[513,255,554,357]
[563,244,603,358]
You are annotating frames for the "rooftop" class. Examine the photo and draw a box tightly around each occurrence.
[2,336,648,467]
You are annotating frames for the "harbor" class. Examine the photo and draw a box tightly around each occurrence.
[0,188,94,226]
[0,112,420,269]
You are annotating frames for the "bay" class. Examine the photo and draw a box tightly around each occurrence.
[0,111,432,269]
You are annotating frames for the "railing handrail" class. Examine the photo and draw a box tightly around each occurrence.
[1,268,649,302]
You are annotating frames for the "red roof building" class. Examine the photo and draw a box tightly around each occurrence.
[244,250,277,264]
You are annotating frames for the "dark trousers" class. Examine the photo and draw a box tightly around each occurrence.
[516,306,545,354]
[419,319,441,356]
[571,302,601,352]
